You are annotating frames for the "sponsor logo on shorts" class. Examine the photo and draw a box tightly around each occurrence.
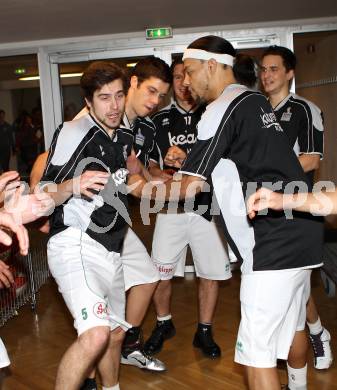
[157,265,174,275]
[225,264,230,272]
[93,302,108,319]
[236,340,244,353]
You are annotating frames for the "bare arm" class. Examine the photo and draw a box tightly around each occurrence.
[30,151,49,191]
[247,187,337,218]
[148,161,174,182]
[298,154,320,172]
[128,171,205,201]
[42,170,110,207]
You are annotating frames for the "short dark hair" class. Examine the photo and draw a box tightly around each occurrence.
[234,54,258,88]
[261,45,296,72]
[131,57,172,85]
[80,61,128,102]
[170,57,183,74]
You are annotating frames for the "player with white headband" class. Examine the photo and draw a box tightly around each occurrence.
[130,35,323,390]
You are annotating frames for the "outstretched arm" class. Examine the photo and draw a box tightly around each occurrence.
[247,187,337,218]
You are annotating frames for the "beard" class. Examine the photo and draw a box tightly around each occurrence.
[190,83,208,105]
[93,110,122,131]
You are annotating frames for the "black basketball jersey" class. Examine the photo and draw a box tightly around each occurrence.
[151,100,214,221]
[121,113,156,168]
[42,113,134,253]
[180,84,323,272]
[151,100,204,166]
[273,93,324,157]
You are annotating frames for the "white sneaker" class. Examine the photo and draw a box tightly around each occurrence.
[309,328,333,369]
[121,349,166,371]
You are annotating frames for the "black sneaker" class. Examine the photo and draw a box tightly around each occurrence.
[80,378,97,390]
[193,324,221,359]
[143,319,176,355]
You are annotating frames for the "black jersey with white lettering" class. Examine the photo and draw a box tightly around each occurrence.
[274,93,324,184]
[180,84,323,272]
[42,113,134,253]
[151,100,204,165]
[121,113,156,168]
[274,93,324,156]
[151,100,214,220]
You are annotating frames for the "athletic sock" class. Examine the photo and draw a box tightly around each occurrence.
[198,322,212,329]
[307,317,323,335]
[287,363,307,390]
[102,384,120,390]
[157,314,172,322]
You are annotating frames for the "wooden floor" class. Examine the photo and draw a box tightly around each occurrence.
[0,209,336,389]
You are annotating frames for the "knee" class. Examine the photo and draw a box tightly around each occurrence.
[199,278,218,287]
[109,327,126,345]
[79,326,110,353]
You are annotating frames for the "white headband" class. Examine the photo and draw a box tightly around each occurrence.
[182,48,234,67]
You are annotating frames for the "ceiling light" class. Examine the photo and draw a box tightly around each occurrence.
[19,72,83,81]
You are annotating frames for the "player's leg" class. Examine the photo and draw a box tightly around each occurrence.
[120,228,165,371]
[189,214,231,358]
[306,294,333,370]
[144,213,188,355]
[48,228,129,389]
[235,270,310,390]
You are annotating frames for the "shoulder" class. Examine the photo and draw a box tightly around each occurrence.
[137,116,156,131]
[50,114,98,165]
[289,94,321,115]
[290,94,323,130]
[151,102,174,121]
[198,87,271,140]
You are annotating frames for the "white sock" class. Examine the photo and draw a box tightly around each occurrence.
[157,314,172,321]
[102,384,120,390]
[287,363,307,390]
[307,317,323,335]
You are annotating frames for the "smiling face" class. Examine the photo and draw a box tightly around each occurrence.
[127,76,170,118]
[183,58,210,104]
[172,63,193,105]
[260,54,294,96]
[85,79,125,134]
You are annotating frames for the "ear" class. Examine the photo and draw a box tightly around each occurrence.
[207,58,218,74]
[286,69,295,82]
[130,75,139,89]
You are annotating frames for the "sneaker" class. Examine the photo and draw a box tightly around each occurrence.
[309,328,333,369]
[121,349,166,371]
[143,319,176,355]
[193,325,221,359]
[80,378,97,390]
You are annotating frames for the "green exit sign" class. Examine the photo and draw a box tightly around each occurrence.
[146,27,172,40]
[14,67,26,75]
